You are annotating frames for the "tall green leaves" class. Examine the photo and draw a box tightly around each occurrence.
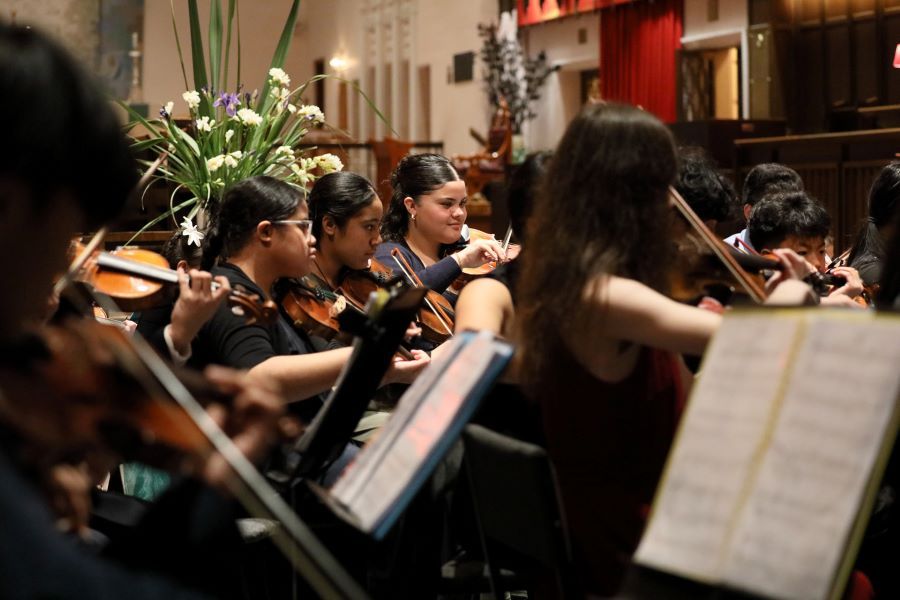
[257,0,300,111]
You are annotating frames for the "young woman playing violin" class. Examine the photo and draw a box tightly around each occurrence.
[514,102,813,597]
[376,153,507,304]
[193,175,429,422]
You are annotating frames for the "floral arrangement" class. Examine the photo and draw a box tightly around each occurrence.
[122,0,344,244]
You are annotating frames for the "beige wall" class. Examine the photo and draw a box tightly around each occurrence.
[143,0,305,118]
[292,0,496,156]
[521,12,599,151]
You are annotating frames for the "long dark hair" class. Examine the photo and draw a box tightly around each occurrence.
[380,153,460,242]
[847,162,900,275]
[516,103,677,387]
[202,176,304,270]
[308,171,378,246]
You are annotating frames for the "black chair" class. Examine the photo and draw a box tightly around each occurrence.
[461,424,577,599]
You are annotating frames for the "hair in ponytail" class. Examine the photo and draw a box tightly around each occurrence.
[380,153,460,242]
[201,175,304,270]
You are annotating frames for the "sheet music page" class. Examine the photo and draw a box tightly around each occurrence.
[722,313,900,600]
[329,334,466,504]
[330,332,500,532]
[636,312,803,580]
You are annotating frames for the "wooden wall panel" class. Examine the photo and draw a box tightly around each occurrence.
[840,161,885,249]
[795,29,827,131]
[825,24,853,109]
[854,18,880,106]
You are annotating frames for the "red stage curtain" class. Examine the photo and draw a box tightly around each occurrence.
[599,0,682,123]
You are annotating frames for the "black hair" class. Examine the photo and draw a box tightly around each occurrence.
[675,146,737,223]
[742,163,804,207]
[507,151,551,241]
[161,230,204,270]
[748,191,831,251]
[0,23,137,228]
[877,206,900,309]
[202,176,304,270]
[380,153,460,242]
[308,171,378,245]
[847,163,900,276]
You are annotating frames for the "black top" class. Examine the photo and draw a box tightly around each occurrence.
[191,263,324,421]
[375,240,462,304]
[848,233,886,287]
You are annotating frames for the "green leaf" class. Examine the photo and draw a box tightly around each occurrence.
[170,0,190,92]
[126,196,198,245]
[257,0,299,110]
[222,0,236,94]
[208,0,223,93]
[187,0,208,91]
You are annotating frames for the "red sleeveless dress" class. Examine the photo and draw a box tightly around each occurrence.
[539,345,684,596]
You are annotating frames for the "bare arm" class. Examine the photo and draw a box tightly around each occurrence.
[454,278,514,336]
[586,275,721,356]
[247,345,431,403]
[247,347,353,402]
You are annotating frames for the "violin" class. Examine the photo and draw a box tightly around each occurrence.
[277,275,359,343]
[68,240,277,324]
[446,225,518,292]
[389,249,455,344]
[277,262,418,357]
[669,187,769,304]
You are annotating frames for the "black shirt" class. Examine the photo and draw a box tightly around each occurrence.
[192,263,324,421]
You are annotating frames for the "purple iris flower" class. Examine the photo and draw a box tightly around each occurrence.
[213,92,240,116]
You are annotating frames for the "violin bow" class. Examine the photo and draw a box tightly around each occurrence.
[500,223,513,254]
[668,186,768,304]
[389,249,454,336]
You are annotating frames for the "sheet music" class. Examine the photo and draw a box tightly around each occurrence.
[636,313,803,580]
[722,314,900,600]
[329,334,466,504]
[330,332,503,532]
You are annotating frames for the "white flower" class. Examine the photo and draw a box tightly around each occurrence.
[180,216,205,247]
[224,129,234,143]
[270,86,290,102]
[299,157,317,171]
[164,101,174,116]
[182,90,201,110]
[268,67,291,87]
[275,145,294,161]
[286,104,297,114]
[224,150,243,168]
[195,116,214,132]
[316,153,343,173]
[206,154,226,172]
[290,162,311,186]
[296,104,324,124]
[235,108,263,127]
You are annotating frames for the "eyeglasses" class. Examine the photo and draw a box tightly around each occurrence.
[272,219,313,235]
